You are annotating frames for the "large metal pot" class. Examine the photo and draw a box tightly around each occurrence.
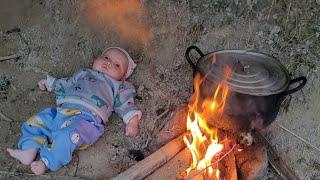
[185,46,307,132]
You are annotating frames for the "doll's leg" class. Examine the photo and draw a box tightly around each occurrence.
[7,108,58,165]
[6,148,38,165]
[37,116,103,173]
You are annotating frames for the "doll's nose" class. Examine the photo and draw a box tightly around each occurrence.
[106,61,111,67]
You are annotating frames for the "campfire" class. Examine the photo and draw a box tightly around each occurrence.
[113,46,306,180]
[182,67,237,179]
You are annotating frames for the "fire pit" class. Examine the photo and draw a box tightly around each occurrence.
[113,46,306,180]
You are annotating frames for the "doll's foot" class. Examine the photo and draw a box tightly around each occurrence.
[125,117,139,137]
[7,148,37,165]
[31,160,47,175]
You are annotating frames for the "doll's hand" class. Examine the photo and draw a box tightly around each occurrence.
[38,79,47,91]
[125,115,139,137]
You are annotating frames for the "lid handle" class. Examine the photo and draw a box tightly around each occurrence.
[282,76,307,96]
[185,46,204,72]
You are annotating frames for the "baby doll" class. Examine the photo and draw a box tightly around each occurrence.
[7,47,142,175]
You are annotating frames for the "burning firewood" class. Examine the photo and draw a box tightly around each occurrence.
[112,134,186,180]
[236,143,268,180]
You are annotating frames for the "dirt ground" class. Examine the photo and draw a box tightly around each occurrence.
[0,0,319,179]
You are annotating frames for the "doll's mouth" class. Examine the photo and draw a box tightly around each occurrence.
[102,62,111,70]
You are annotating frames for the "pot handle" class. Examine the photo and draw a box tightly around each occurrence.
[282,76,307,96]
[185,46,204,72]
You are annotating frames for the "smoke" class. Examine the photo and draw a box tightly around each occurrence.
[84,0,151,46]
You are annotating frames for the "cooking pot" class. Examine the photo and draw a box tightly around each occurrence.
[185,46,307,132]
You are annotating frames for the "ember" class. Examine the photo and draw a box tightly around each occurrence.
[183,67,236,179]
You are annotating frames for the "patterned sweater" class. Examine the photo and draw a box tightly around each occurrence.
[45,68,141,124]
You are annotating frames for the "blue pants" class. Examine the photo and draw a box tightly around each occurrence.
[18,106,104,171]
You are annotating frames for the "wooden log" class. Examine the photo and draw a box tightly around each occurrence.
[148,106,187,152]
[217,133,238,180]
[254,131,299,180]
[235,143,268,179]
[112,133,186,180]
[146,148,192,180]
[219,151,237,180]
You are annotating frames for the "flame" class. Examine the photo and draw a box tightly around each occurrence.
[183,66,232,178]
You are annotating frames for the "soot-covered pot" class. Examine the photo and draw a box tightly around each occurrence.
[185,46,307,132]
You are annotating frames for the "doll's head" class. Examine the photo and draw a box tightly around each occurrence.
[93,47,136,81]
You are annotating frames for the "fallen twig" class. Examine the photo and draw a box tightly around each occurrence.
[152,108,171,134]
[267,0,276,21]
[10,84,17,91]
[0,54,20,62]
[0,111,13,122]
[73,153,80,177]
[144,103,172,148]
[285,0,292,28]
[277,123,320,153]
[143,132,153,149]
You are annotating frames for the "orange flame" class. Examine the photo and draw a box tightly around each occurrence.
[183,66,233,178]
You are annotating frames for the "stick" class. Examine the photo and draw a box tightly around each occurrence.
[0,54,20,62]
[254,131,299,180]
[112,133,186,180]
[0,111,13,122]
[143,104,172,148]
[277,123,320,153]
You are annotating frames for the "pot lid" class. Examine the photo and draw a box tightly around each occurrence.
[197,50,290,96]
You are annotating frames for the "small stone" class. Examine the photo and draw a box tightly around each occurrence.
[111,155,117,161]
[239,132,253,146]
[272,14,278,19]
[148,90,154,97]
[267,40,273,45]
[290,51,294,56]
[203,3,209,8]
[270,26,281,35]
[137,85,144,95]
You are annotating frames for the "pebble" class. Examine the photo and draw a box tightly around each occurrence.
[148,91,154,97]
[111,155,117,161]
[137,85,145,95]
[270,26,281,35]
[267,40,273,45]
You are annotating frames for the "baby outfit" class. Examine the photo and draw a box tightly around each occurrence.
[17,68,142,171]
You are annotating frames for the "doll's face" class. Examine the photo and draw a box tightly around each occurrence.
[93,49,128,81]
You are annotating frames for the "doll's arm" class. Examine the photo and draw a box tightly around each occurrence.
[114,82,142,125]
[41,69,86,92]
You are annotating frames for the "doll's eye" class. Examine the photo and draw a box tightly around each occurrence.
[104,56,109,60]
[115,64,120,68]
